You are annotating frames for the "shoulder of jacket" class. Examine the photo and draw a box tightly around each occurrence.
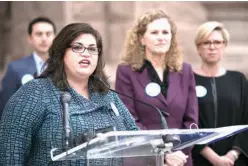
[227,70,247,80]
[8,55,33,68]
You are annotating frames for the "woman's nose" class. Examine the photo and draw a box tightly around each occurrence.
[80,49,91,57]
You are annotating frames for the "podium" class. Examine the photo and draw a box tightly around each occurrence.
[50,125,248,166]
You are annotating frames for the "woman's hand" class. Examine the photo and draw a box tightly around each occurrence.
[213,156,234,166]
[164,151,188,166]
[225,150,240,163]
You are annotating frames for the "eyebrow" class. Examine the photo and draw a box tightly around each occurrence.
[203,40,223,42]
[34,30,54,34]
[73,42,96,46]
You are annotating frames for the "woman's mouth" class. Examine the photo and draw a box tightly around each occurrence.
[79,59,91,67]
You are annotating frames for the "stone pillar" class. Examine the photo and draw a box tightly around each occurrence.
[103,2,136,87]
[0,2,12,78]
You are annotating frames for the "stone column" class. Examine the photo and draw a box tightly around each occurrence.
[104,2,136,87]
[0,2,12,78]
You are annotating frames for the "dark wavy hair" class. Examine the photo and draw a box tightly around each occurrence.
[38,23,109,93]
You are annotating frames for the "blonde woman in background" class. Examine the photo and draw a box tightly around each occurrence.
[192,21,248,166]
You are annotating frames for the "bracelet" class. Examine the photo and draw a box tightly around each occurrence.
[230,150,238,160]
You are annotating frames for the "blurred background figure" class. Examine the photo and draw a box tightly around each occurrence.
[115,9,198,166]
[192,21,248,166]
[0,22,138,166]
[0,16,56,117]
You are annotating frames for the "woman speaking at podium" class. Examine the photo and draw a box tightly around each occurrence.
[0,23,140,166]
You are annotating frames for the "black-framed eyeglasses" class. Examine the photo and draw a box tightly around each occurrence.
[200,40,226,49]
[69,44,100,55]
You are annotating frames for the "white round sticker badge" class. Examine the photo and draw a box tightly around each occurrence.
[145,82,161,97]
[21,74,34,85]
[195,85,207,97]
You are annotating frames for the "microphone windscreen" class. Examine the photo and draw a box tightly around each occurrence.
[61,92,71,103]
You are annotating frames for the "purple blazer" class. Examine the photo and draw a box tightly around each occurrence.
[115,62,198,166]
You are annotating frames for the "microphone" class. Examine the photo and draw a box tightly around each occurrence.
[60,92,72,149]
[93,75,169,129]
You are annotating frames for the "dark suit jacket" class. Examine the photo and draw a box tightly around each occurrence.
[0,54,36,117]
[115,63,198,166]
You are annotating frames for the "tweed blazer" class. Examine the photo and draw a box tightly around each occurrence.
[0,77,138,166]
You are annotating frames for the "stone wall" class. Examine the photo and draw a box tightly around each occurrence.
[0,1,247,87]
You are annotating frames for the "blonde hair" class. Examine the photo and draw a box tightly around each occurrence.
[121,9,183,72]
[195,21,230,46]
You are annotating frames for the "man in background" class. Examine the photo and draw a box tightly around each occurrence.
[0,17,56,116]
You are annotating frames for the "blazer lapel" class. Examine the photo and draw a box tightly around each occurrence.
[136,69,168,105]
[166,71,179,105]
[27,54,37,75]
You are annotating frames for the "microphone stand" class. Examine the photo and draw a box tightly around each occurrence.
[60,92,72,150]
